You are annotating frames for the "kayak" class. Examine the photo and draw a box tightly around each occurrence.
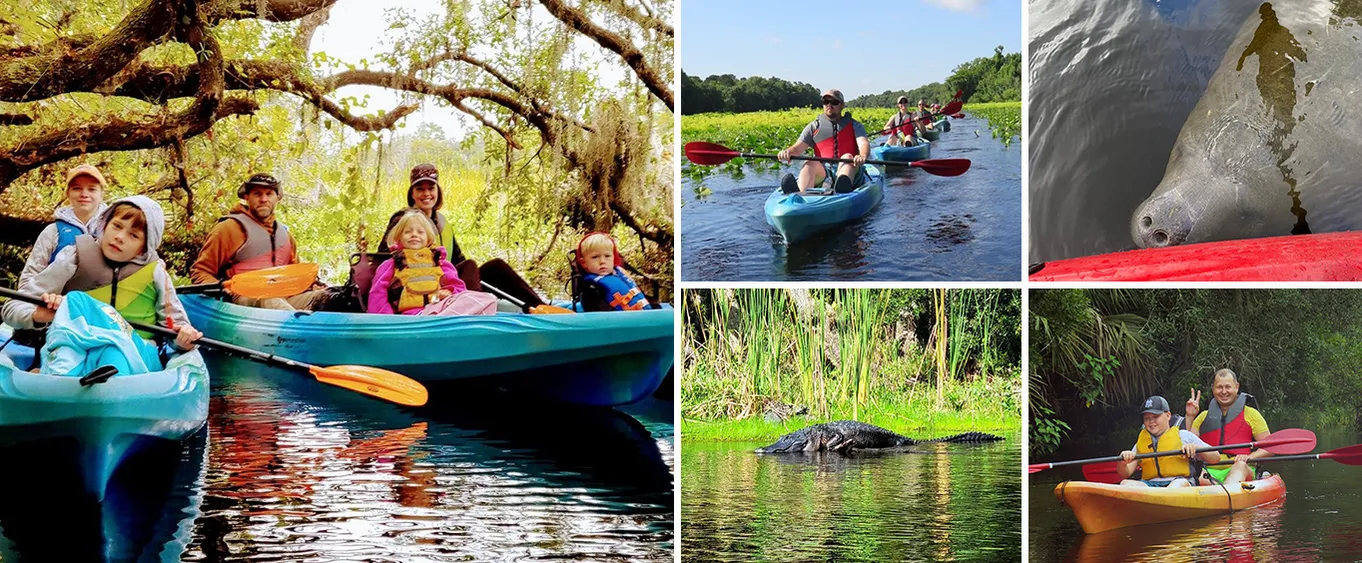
[951,113,965,118]
[763,164,885,243]
[179,294,674,407]
[1030,232,1362,281]
[0,324,209,501]
[919,127,941,141]
[1054,474,1286,534]
[870,139,931,163]
[937,118,951,132]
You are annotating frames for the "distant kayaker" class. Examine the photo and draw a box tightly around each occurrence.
[1,196,204,360]
[776,88,870,195]
[914,99,935,133]
[379,164,545,308]
[189,173,328,310]
[1184,369,1273,485]
[1116,395,1222,488]
[882,96,920,148]
[367,208,495,316]
[569,232,650,311]
[17,164,109,288]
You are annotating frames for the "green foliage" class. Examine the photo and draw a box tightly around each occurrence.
[680,72,819,115]
[1029,404,1071,455]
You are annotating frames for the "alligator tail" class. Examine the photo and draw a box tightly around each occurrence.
[923,431,1005,443]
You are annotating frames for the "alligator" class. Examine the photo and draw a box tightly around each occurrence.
[754,420,1004,454]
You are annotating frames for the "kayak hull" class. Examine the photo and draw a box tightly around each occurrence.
[180,294,674,407]
[763,165,885,243]
[919,127,941,141]
[1054,474,1286,534]
[0,328,209,501]
[1031,232,1362,281]
[870,140,930,163]
[938,119,951,132]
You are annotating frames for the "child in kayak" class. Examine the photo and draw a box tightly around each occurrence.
[17,164,109,288]
[1115,395,1223,488]
[570,232,650,312]
[0,196,203,372]
[367,208,496,316]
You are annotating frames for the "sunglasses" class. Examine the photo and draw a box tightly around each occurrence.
[822,99,841,106]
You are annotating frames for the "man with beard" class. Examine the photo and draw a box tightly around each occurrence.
[190,173,327,310]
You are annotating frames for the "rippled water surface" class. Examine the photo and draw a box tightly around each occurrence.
[0,358,675,562]
[681,116,1020,281]
[1030,429,1362,562]
[681,439,1020,562]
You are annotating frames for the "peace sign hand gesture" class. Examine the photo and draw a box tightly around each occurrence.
[1186,387,1202,420]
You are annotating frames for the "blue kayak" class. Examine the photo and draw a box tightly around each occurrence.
[0,324,209,501]
[764,164,885,243]
[180,294,674,407]
[870,139,931,163]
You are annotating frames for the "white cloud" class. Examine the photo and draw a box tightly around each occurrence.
[833,39,843,50]
[922,0,985,12]
[762,35,784,44]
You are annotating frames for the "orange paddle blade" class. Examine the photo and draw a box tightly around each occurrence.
[529,304,576,314]
[222,263,319,299]
[309,364,429,406]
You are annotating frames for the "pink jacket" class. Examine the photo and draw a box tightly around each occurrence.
[367,246,467,314]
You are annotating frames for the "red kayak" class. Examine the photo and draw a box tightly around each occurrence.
[951,113,965,118]
[1030,232,1362,281]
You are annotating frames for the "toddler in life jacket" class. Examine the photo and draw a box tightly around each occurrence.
[573,233,650,312]
[367,208,496,316]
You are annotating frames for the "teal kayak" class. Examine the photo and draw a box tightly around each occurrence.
[870,139,931,163]
[180,294,674,407]
[919,126,942,141]
[937,118,951,132]
[0,324,209,501]
[764,164,885,243]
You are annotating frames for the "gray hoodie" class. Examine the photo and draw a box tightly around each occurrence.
[2,196,189,332]
[17,203,109,288]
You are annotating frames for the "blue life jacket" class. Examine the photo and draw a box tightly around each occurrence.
[583,268,648,311]
[50,219,83,262]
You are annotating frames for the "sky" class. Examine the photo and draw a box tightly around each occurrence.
[680,0,1022,100]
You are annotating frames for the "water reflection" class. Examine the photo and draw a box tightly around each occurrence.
[682,440,1019,562]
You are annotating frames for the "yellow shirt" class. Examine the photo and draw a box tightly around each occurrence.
[1193,404,1269,462]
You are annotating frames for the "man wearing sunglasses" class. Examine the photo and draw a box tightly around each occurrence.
[883,95,920,148]
[776,88,869,195]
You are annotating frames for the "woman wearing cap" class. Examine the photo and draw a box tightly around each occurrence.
[882,96,919,148]
[17,164,109,288]
[382,164,547,307]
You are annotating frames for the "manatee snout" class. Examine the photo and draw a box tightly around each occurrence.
[1131,191,1195,248]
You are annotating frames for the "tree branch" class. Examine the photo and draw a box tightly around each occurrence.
[537,0,672,110]
[598,0,672,38]
[0,214,47,247]
[608,196,671,246]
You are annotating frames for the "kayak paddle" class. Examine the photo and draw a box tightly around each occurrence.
[1208,443,1362,466]
[0,287,429,407]
[480,281,575,314]
[684,141,971,177]
[1027,428,1315,476]
[176,263,319,299]
[872,99,966,137]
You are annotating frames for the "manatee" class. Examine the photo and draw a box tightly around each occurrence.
[1131,1,1362,248]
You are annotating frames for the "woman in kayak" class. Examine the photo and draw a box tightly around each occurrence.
[368,209,495,316]
[569,232,649,311]
[1115,395,1222,487]
[776,88,870,195]
[882,96,920,148]
[1,196,203,369]
[381,163,545,307]
[17,164,109,288]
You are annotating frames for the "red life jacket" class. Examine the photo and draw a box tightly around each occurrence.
[811,114,860,159]
[1199,393,1254,455]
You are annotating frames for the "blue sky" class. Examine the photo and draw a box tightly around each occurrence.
[680,0,1022,100]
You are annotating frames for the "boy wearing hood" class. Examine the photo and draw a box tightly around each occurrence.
[1,196,203,354]
[17,164,110,288]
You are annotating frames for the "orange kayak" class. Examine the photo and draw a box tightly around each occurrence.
[1054,474,1286,534]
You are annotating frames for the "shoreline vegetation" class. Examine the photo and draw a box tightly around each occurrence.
[683,289,1021,442]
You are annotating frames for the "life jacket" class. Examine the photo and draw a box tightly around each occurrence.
[1198,393,1254,455]
[62,235,159,338]
[50,218,83,262]
[887,111,915,137]
[388,247,445,313]
[810,114,861,159]
[1135,427,1194,479]
[219,212,294,278]
[584,268,648,311]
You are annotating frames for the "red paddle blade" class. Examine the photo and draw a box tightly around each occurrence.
[911,158,971,177]
[952,88,964,100]
[1323,444,1362,465]
[1028,463,1054,474]
[684,141,740,165]
[1081,461,1124,484]
[1258,428,1317,455]
[940,100,964,115]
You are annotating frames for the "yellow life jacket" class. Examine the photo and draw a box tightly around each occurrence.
[390,248,444,312]
[1136,427,1192,479]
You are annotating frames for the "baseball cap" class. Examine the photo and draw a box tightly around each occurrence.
[410,163,440,187]
[1141,395,1171,415]
[821,89,844,103]
[897,96,909,104]
[238,173,281,198]
[66,164,107,188]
